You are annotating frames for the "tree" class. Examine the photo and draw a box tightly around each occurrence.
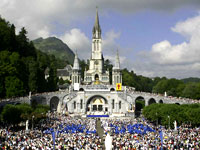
[153,78,184,97]
[1,104,21,125]
[1,103,50,127]
[182,83,200,99]
[104,59,113,84]
[16,103,32,121]
[5,76,25,97]
[79,59,88,79]
[143,103,200,127]
[28,60,39,93]
[0,17,12,51]
[47,63,58,91]
[0,16,63,98]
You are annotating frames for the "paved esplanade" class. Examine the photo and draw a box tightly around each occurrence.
[96,119,105,149]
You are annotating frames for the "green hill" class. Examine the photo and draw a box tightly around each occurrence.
[33,37,75,64]
[181,77,200,83]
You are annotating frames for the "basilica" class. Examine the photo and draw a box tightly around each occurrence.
[58,9,134,117]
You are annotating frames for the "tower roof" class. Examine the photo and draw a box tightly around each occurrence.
[93,7,101,33]
[73,51,80,70]
[113,50,120,70]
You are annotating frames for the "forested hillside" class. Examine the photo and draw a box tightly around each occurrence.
[122,69,200,100]
[33,37,75,66]
[0,17,59,98]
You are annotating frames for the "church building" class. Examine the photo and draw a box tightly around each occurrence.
[58,8,134,117]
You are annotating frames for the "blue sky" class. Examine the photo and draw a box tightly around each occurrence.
[0,0,200,78]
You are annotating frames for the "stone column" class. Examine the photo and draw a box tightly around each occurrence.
[145,99,148,106]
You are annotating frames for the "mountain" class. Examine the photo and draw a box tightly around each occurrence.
[181,77,200,83]
[33,37,75,64]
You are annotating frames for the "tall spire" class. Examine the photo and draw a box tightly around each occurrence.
[114,50,120,70]
[73,51,80,70]
[93,6,101,38]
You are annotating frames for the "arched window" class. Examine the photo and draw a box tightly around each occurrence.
[74,101,76,109]
[119,101,121,109]
[112,99,115,109]
[95,40,97,50]
[97,40,99,50]
[75,76,77,83]
[80,99,83,109]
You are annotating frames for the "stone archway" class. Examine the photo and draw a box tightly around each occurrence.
[159,100,164,104]
[79,88,84,91]
[135,96,145,117]
[110,88,115,91]
[175,103,180,105]
[50,96,60,112]
[86,95,108,115]
[148,98,156,105]
[95,74,99,81]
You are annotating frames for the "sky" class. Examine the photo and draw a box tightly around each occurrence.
[1,0,200,79]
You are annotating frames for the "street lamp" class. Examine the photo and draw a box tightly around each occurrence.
[32,115,35,130]
[168,115,170,130]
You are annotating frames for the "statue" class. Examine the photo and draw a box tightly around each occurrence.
[26,120,29,131]
[164,91,167,97]
[174,120,177,131]
[105,132,112,150]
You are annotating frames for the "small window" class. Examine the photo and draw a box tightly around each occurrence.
[93,105,97,111]
[74,101,76,109]
[119,101,121,109]
[80,99,83,109]
[112,99,115,109]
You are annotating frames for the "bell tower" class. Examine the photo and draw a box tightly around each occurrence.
[88,7,103,74]
[84,7,110,84]
[92,7,102,59]
[72,52,81,85]
[112,50,122,85]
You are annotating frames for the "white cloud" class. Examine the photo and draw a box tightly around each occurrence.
[37,26,50,38]
[1,0,200,40]
[171,14,200,39]
[103,30,121,55]
[132,14,200,78]
[104,55,126,66]
[59,28,90,59]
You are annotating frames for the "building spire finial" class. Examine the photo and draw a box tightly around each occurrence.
[114,49,120,70]
[73,50,80,70]
[93,6,101,37]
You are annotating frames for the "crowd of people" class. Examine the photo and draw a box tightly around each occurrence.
[101,118,200,149]
[0,113,103,149]
[0,113,200,149]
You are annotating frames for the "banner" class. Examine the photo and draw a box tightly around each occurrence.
[74,83,79,91]
[116,83,122,91]
[159,130,163,150]
[51,131,56,150]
